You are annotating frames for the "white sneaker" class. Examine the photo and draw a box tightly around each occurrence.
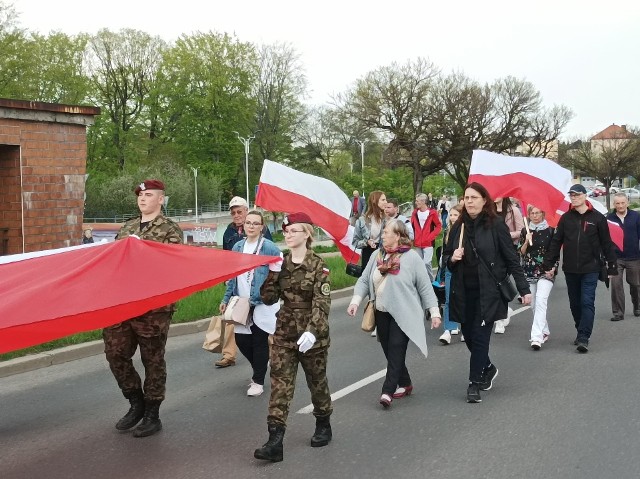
[451,329,460,335]
[439,330,452,345]
[542,333,550,343]
[460,334,465,342]
[247,382,264,397]
[531,341,542,350]
[371,328,377,337]
[494,320,506,334]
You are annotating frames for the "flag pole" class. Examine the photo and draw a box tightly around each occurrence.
[523,217,533,245]
[458,223,465,249]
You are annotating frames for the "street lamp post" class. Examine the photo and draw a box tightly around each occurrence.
[355,139,367,196]
[234,131,256,206]
[190,166,199,223]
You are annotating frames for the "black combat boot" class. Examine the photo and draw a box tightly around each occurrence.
[115,389,145,431]
[254,424,285,462]
[310,416,332,447]
[132,400,162,437]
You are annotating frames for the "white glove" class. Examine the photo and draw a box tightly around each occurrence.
[296,331,316,353]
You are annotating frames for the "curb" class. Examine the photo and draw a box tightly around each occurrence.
[0,286,354,379]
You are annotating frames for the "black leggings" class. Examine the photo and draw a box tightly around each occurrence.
[235,323,270,385]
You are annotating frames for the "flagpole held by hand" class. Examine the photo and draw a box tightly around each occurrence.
[458,223,464,249]
[523,217,533,246]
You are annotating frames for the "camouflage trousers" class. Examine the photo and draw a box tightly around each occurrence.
[103,311,171,402]
[267,345,332,428]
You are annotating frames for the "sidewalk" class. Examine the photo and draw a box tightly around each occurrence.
[0,286,354,378]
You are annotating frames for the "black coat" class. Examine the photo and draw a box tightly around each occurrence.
[442,213,530,324]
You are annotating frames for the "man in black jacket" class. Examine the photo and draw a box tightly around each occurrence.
[542,184,618,353]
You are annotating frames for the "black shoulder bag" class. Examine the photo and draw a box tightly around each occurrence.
[470,239,519,303]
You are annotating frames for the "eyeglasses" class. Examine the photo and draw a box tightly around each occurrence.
[244,221,263,227]
[230,210,245,216]
[283,229,305,235]
[530,211,543,215]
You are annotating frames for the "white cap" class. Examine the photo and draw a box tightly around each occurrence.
[229,196,248,208]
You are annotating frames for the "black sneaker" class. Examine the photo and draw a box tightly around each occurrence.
[634,309,640,317]
[576,342,589,353]
[479,364,498,391]
[611,316,624,321]
[466,383,482,403]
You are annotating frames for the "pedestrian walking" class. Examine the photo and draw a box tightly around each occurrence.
[103,179,183,437]
[352,191,387,269]
[542,184,618,353]
[411,193,442,282]
[439,204,463,345]
[254,213,332,463]
[347,219,441,409]
[443,182,531,403]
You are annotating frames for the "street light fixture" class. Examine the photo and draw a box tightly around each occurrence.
[233,131,257,206]
[190,166,199,223]
[355,139,367,196]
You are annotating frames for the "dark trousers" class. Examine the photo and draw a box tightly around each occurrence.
[565,272,599,343]
[375,310,411,395]
[235,323,270,385]
[361,246,377,270]
[460,289,493,383]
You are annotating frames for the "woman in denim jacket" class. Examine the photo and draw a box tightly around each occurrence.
[221,210,283,397]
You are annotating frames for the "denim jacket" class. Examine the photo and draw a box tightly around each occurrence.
[222,238,282,306]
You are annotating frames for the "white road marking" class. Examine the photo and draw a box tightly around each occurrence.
[296,305,531,414]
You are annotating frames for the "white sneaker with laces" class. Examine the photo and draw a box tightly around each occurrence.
[494,320,506,334]
[439,330,452,345]
[247,382,264,397]
[451,329,460,335]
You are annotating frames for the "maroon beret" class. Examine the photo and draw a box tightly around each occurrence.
[282,212,313,230]
[134,179,165,195]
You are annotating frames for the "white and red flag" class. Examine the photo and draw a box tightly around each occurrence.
[0,238,280,354]
[468,150,623,250]
[256,160,359,262]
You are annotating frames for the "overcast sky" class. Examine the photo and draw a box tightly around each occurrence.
[10,0,640,139]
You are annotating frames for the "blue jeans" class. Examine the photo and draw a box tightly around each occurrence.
[564,272,599,343]
[443,268,460,331]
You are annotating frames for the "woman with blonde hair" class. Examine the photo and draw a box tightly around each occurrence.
[352,191,387,270]
[439,203,464,345]
[347,219,441,409]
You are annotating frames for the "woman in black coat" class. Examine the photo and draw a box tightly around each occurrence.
[442,182,532,403]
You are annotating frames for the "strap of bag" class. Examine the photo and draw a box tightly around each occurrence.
[469,238,502,285]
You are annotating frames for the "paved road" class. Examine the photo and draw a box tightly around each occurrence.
[2,275,640,479]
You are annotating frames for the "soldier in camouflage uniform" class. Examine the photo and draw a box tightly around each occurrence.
[254,212,332,463]
[103,179,183,438]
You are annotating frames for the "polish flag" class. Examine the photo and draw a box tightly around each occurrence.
[469,150,623,250]
[256,160,359,263]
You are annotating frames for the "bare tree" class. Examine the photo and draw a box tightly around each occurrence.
[520,105,574,158]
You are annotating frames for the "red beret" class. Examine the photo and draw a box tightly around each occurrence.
[282,212,313,230]
[134,179,165,195]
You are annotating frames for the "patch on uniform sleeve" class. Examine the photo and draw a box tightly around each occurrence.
[321,283,331,295]
[322,267,330,276]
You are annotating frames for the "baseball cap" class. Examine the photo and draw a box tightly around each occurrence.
[134,179,165,195]
[229,196,248,208]
[282,212,313,230]
[568,184,587,195]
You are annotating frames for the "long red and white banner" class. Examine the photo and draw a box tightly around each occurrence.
[256,160,359,262]
[0,238,280,354]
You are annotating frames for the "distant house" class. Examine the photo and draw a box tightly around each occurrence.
[590,123,636,155]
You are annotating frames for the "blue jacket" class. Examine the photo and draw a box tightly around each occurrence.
[222,238,282,305]
[606,209,640,260]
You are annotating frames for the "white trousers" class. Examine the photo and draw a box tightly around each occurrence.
[529,278,554,342]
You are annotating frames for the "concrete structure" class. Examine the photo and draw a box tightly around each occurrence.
[0,99,100,255]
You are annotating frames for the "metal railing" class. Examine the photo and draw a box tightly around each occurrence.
[83,203,258,224]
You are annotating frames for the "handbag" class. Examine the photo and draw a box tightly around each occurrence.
[361,301,376,332]
[470,239,520,303]
[345,249,363,277]
[202,316,226,353]
[224,296,251,325]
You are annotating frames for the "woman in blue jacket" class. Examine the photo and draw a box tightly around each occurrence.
[221,210,282,397]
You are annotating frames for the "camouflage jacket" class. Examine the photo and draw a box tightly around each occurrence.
[117,214,183,313]
[261,250,331,349]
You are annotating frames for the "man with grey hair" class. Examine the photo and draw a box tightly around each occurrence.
[606,192,640,321]
[410,193,442,281]
[350,190,365,226]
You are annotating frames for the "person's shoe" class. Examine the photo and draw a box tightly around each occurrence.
[466,383,482,403]
[215,357,236,368]
[254,424,285,462]
[371,328,377,337]
[531,341,542,350]
[611,316,624,321]
[634,309,640,317]
[132,400,162,438]
[247,382,264,397]
[576,342,589,353]
[392,385,414,399]
[503,315,511,327]
[479,364,498,391]
[451,328,460,335]
[494,321,506,334]
[379,393,392,409]
[542,333,550,343]
[573,338,579,346]
[115,389,145,431]
[310,417,332,447]
[460,334,465,342]
[439,330,452,345]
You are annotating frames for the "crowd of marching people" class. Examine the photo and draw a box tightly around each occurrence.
[103,177,627,463]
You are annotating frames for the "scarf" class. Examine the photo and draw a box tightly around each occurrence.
[377,245,411,275]
[529,219,549,232]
